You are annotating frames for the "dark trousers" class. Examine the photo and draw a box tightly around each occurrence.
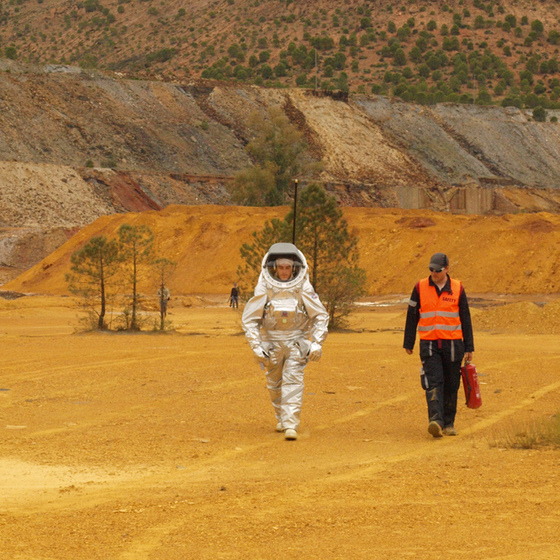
[420,339,464,428]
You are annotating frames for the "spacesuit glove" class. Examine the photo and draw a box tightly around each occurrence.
[307,341,322,362]
[253,345,269,363]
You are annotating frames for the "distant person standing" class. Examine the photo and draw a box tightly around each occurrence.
[158,285,171,317]
[229,282,239,309]
[403,253,474,438]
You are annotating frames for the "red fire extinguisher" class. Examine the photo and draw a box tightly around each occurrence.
[461,360,482,409]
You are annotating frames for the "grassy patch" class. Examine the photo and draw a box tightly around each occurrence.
[490,413,560,449]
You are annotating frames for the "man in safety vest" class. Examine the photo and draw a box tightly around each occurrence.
[403,252,474,438]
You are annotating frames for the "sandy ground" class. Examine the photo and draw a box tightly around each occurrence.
[1,296,559,560]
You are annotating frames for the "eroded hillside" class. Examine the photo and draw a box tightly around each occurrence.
[3,63,560,284]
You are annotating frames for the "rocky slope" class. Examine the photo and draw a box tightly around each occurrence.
[3,61,560,284]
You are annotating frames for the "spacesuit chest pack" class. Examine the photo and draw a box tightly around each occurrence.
[257,242,310,333]
[262,287,305,331]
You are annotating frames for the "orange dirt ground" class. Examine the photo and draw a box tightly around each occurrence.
[1,294,559,560]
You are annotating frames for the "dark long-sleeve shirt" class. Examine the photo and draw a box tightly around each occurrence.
[403,275,474,352]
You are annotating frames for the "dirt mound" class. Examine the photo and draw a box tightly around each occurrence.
[474,300,560,334]
[6,72,560,286]
[4,206,560,298]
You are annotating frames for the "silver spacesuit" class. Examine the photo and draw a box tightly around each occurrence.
[241,243,329,440]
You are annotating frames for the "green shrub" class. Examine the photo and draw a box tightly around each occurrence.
[261,64,273,79]
[531,19,544,36]
[84,0,100,13]
[146,48,176,64]
[533,105,547,121]
[5,46,17,60]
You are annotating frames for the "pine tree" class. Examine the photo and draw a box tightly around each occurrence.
[238,183,366,327]
[231,106,320,205]
[237,217,290,295]
[66,235,119,330]
[285,183,367,327]
[118,224,154,330]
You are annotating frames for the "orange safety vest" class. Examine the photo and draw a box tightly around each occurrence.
[417,277,463,340]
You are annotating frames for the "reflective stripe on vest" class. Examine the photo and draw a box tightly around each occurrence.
[417,277,463,340]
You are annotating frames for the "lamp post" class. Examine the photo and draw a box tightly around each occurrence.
[292,179,299,244]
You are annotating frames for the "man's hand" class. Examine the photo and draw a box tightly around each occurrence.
[464,352,473,363]
[307,342,322,362]
[405,348,413,355]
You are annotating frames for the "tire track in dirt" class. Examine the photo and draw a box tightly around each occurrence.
[2,351,224,382]
[321,377,560,485]
[312,392,414,431]
[117,519,190,560]
[461,378,560,436]
[3,385,559,558]
[9,374,558,511]
[0,389,417,518]
[0,457,153,513]
[98,375,560,560]
[485,549,560,560]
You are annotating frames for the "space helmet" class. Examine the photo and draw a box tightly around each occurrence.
[261,242,307,289]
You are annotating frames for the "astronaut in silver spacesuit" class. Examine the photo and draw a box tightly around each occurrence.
[241,243,329,440]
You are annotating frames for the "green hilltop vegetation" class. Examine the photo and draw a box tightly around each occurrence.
[2,0,560,114]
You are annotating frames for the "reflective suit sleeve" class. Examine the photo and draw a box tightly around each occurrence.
[253,272,267,296]
[301,281,329,345]
[241,293,268,351]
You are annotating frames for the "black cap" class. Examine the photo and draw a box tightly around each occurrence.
[429,252,449,271]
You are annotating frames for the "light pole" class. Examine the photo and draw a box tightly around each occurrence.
[315,49,318,90]
[292,179,299,244]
